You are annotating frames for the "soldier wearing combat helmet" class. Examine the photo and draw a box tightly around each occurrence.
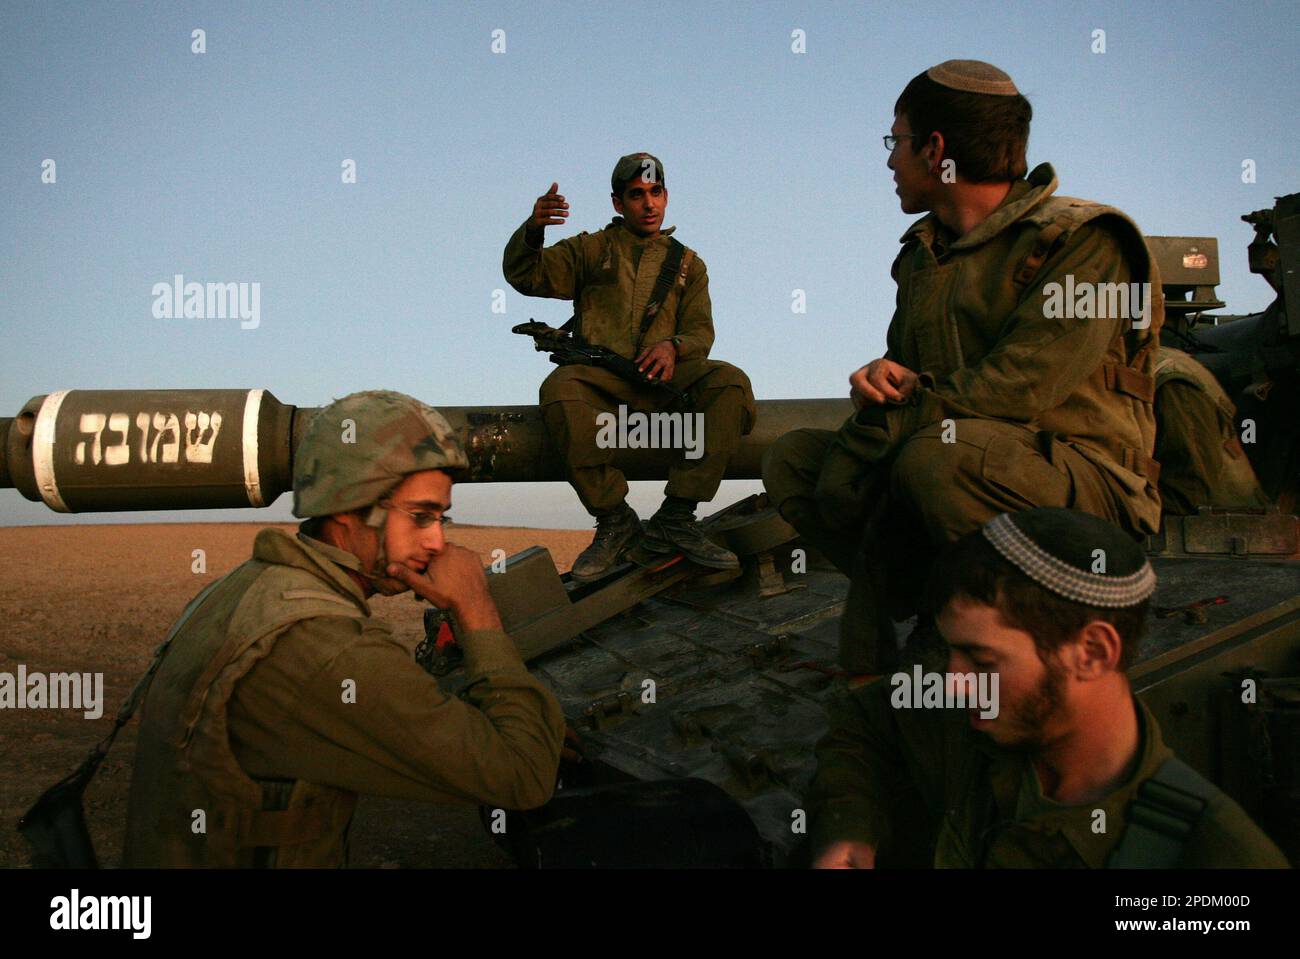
[504,153,757,581]
[807,508,1289,869]
[122,390,564,868]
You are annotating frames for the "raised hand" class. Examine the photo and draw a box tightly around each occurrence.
[527,182,569,240]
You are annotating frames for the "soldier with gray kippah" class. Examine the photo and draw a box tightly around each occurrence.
[122,390,564,867]
[763,60,1167,675]
[807,507,1289,869]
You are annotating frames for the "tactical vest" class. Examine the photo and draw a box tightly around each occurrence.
[889,189,1166,533]
[1153,346,1269,512]
[1008,196,1166,531]
[573,225,696,359]
[123,555,368,868]
[571,233,694,351]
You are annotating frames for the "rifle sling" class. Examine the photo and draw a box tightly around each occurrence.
[1106,757,1213,868]
[639,237,687,343]
[566,237,688,348]
[25,578,226,807]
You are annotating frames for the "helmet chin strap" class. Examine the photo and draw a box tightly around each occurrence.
[356,503,392,583]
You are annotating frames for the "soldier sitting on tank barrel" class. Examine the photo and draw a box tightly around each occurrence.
[120,390,565,867]
[763,60,1167,675]
[503,153,757,582]
[807,508,1290,869]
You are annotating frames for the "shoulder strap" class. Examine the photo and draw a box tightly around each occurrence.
[638,238,689,339]
[1013,217,1073,289]
[1014,201,1163,455]
[176,574,369,751]
[16,576,226,865]
[1107,757,1215,868]
[93,578,227,768]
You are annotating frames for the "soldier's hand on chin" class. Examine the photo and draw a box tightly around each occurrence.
[387,546,504,632]
[636,339,677,382]
[812,840,877,869]
[849,358,919,410]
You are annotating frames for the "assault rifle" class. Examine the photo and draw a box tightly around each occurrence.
[512,320,689,407]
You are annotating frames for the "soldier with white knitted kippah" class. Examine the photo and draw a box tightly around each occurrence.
[806,507,1290,869]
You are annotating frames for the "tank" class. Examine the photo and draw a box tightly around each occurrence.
[5,193,1299,868]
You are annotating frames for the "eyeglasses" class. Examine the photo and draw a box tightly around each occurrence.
[883,134,919,151]
[383,503,453,529]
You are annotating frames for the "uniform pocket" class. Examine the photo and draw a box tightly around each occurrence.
[981,432,1072,509]
[934,810,978,867]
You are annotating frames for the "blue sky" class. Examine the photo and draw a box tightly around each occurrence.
[3,0,1297,528]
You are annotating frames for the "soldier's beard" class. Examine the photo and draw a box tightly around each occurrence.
[1003,656,1069,749]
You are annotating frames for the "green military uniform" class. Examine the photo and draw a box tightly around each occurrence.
[503,217,756,515]
[807,681,1290,868]
[1153,346,1269,514]
[122,391,566,867]
[122,529,565,867]
[763,163,1164,671]
[809,506,1289,868]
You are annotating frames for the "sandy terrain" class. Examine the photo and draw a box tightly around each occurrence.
[0,522,593,869]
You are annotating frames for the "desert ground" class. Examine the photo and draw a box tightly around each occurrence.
[0,522,592,869]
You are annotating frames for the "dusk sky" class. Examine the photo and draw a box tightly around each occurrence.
[3,0,1296,529]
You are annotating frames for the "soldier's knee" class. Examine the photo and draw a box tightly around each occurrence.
[760,434,795,499]
[762,429,832,508]
[539,366,587,405]
[692,365,756,438]
[890,427,982,523]
[893,429,951,490]
[708,362,752,393]
[691,362,754,402]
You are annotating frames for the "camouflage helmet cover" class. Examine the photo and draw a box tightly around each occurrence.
[611,152,665,194]
[292,390,469,518]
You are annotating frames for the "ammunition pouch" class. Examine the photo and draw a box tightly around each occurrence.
[17,754,101,869]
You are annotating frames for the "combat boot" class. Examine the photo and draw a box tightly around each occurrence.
[570,504,642,583]
[635,498,739,570]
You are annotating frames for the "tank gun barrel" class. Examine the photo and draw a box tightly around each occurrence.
[0,390,851,513]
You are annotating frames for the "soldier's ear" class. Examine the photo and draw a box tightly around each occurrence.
[314,512,357,552]
[329,507,368,532]
[611,191,625,214]
[925,132,946,173]
[1072,620,1124,679]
